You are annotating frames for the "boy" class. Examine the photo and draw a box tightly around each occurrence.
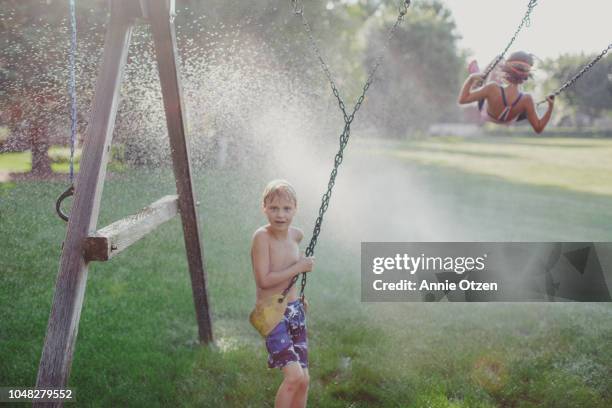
[251,180,314,408]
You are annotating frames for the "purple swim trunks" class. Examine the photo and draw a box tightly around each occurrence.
[265,299,308,369]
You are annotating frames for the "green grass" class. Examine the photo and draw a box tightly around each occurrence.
[0,146,88,174]
[371,136,612,196]
[1,136,611,407]
[0,151,31,172]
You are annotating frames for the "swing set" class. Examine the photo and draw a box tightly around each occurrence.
[37,0,412,400]
[37,0,212,400]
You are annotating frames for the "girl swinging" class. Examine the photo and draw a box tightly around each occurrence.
[458,51,555,134]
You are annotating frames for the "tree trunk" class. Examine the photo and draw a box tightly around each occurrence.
[30,122,52,175]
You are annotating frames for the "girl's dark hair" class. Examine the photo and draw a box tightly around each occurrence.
[502,51,534,84]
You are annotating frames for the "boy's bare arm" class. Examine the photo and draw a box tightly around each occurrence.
[251,231,312,290]
[294,227,304,244]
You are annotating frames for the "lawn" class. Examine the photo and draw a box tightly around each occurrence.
[0,151,32,173]
[382,136,612,196]
[0,147,86,175]
[1,135,611,407]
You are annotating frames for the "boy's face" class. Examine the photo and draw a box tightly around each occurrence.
[263,194,297,232]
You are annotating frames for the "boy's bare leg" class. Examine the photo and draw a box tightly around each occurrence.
[290,367,309,408]
[275,362,306,408]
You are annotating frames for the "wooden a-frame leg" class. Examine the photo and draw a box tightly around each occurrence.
[148,0,213,343]
[35,6,135,405]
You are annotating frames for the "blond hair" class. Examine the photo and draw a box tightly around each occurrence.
[262,179,297,206]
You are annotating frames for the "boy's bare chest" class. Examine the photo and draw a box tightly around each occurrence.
[269,239,299,270]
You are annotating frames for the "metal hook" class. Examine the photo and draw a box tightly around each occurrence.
[55,185,74,222]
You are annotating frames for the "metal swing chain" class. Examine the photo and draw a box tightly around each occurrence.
[68,0,77,184]
[482,0,538,80]
[282,0,411,300]
[56,0,78,222]
[536,43,612,105]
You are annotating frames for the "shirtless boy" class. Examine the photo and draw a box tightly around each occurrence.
[251,180,314,408]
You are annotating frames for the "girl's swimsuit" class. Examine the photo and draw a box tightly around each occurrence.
[486,86,523,123]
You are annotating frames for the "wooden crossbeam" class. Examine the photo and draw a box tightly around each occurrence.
[83,195,179,262]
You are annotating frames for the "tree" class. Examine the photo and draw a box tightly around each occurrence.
[362,0,464,137]
[4,0,454,171]
[541,52,612,125]
[0,0,105,174]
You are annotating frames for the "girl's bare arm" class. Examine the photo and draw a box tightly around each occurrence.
[524,95,554,134]
[458,74,492,104]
